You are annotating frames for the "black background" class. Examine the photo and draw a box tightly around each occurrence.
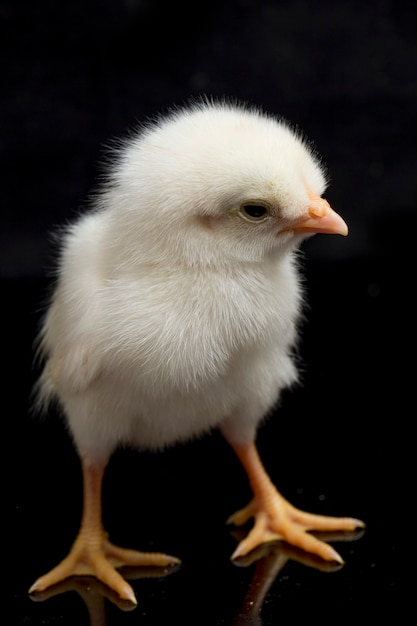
[4,1,410,624]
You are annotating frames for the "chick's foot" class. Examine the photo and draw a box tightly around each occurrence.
[226,441,365,563]
[29,460,180,605]
[228,497,363,563]
[29,532,180,604]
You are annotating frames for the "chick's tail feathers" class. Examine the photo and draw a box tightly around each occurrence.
[29,358,58,418]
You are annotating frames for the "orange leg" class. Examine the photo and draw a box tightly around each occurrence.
[227,442,365,563]
[29,459,180,604]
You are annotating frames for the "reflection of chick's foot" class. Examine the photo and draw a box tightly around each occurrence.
[226,442,365,564]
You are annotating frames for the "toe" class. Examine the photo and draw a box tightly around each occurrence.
[231,512,282,559]
[283,524,344,564]
[290,509,365,532]
[94,555,137,603]
[105,541,181,568]
[227,501,256,527]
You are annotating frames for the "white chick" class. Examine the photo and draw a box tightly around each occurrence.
[29,99,364,604]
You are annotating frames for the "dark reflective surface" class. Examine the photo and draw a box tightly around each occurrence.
[9,258,402,624]
[4,0,411,621]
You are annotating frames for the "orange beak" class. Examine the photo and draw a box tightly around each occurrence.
[283,190,348,236]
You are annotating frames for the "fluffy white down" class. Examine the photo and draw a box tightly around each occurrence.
[36,99,326,464]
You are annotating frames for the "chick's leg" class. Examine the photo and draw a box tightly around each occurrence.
[226,442,365,563]
[29,459,180,604]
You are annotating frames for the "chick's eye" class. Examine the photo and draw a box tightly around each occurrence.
[239,204,269,222]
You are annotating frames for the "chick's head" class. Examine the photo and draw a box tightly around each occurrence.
[101,101,328,270]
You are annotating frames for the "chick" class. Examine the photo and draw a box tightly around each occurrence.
[29,99,364,604]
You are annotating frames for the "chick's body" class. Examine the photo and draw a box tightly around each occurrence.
[31,100,363,605]
[41,213,300,458]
